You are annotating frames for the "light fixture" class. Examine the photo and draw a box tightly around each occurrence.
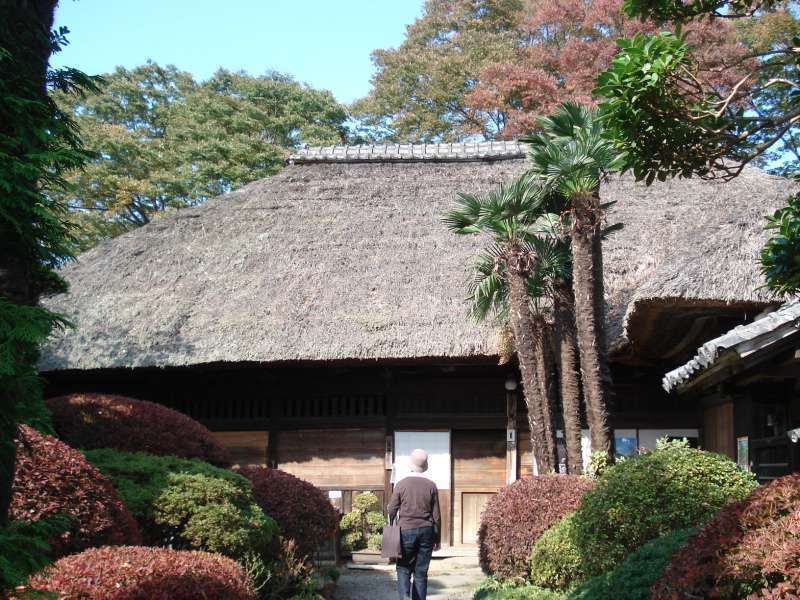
[504,377,518,391]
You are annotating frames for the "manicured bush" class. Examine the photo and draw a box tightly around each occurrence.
[26,545,257,599]
[569,528,692,600]
[569,439,756,579]
[243,538,324,600]
[235,466,338,559]
[85,448,277,559]
[653,472,800,599]
[47,392,230,466]
[10,425,141,557]
[529,515,586,591]
[479,475,594,581]
[473,577,566,600]
[340,492,386,553]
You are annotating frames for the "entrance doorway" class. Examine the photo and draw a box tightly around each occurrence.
[393,431,451,545]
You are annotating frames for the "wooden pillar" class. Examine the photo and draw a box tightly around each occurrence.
[506,390,518,484]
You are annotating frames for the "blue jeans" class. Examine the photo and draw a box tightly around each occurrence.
[396,526,435,600]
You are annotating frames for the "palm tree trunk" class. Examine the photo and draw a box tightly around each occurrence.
[555,285,583,474]
[0,0,59,523]
[532,314,558,471]
[570,191,613,458]
[506,269,555,474]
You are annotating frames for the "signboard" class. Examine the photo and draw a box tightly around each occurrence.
[737,436,749,471]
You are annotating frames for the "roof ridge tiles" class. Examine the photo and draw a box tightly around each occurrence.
[288,141,527,164]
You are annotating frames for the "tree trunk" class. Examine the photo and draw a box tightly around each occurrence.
[532,314,559,472]
[555,285,583,474]
[506,268,555,474]
[0,0,59,524]
[570,191,613,458]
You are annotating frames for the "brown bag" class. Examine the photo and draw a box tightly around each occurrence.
[381,518,402,559]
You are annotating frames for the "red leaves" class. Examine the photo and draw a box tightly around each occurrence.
[47,393,230,466]
[653,473,800,599]
[478,475,595,581]
[10,425,141,557]
[235,466,338,560]
[25,545,257,600]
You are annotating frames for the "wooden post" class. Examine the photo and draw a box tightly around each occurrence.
[506,390,518,484]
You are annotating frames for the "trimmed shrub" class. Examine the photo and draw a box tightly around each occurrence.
[47,392,230,466]
[569,528,692,600]
[85,448,278,559]
[479,475,594,581]
[340,492,386,553]
[26,545,257,599]
[235,466,338,559]
[244,538,323,600]
[569,439,756,579]
[473,577,566,600]
[653,473,800,599]
[10,425,141,557]
[530,515,586,591]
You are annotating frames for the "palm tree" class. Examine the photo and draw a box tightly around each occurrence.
[445,176,561,473]
[524,102,622,460]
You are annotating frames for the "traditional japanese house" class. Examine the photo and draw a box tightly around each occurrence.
[664,300,800,483]
[40,142,794,546]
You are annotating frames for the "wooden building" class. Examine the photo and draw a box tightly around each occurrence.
[664,300,800,483]
[40,142,794,546]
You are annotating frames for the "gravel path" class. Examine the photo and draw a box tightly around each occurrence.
[334,556,483,600]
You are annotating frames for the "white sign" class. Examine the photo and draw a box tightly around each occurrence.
[393,431,451,490]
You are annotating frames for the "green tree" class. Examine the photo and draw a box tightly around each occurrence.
[54,63,348,250]
[524,103,623,460]
[445,176,564,472]
[0,1,95,522]
[595,0,800,294]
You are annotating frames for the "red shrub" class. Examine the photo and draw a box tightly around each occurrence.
[653,473,800,599]
[10,425,141,557]
[26,545,257,600]
[478,475,595,581]
[47,393,230,466]
[235,466,338,559]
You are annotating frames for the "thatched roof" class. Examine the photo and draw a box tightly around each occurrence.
[39,144,795,371]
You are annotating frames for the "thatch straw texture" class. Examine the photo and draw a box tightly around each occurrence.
[39,146,794,371]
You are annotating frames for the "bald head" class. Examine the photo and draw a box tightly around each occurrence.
[410,448,429,473]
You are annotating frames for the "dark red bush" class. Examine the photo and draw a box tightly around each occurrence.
[235,466,338,559]
[478,475,595,581]
[10,425,141,557]
[653,473,800,599]
[47,393,230,466]
[26,545,257,600]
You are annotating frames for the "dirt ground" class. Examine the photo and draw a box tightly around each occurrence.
[333,555,483,600]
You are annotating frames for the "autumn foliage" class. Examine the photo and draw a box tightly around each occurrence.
[26,546,257,600]
[478,475,594,581]
[235,466,338,559]
[653,473,800,599]
[10,425,141,557]
[47,393,230,466]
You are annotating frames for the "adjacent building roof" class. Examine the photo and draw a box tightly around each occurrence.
[663,300,800,392]
[39,143,795,371]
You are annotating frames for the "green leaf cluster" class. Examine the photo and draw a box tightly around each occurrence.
[340,491,385,553]
[85,448,278,560]
[0,517,69,588]
[529,515,586,591]
[761,192,800,295]
[52,62,348,250]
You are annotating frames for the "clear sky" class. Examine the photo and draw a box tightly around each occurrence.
[51,0,425,104]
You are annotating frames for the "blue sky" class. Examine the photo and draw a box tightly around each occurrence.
[52,0,425,104]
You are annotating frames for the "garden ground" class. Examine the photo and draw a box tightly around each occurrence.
[334,555,484,600]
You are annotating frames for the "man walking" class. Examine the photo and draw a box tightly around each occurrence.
[387,448,441,600]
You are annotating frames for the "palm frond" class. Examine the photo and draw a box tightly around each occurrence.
[443,192,484,234]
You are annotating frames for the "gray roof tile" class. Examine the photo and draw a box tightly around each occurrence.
[288,141,527,163]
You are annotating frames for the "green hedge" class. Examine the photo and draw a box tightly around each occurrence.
[529,515,586,591]
[569,440,755,577]
[473,577,566,600]
[568,528,692,600]
[86,448,278,559]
